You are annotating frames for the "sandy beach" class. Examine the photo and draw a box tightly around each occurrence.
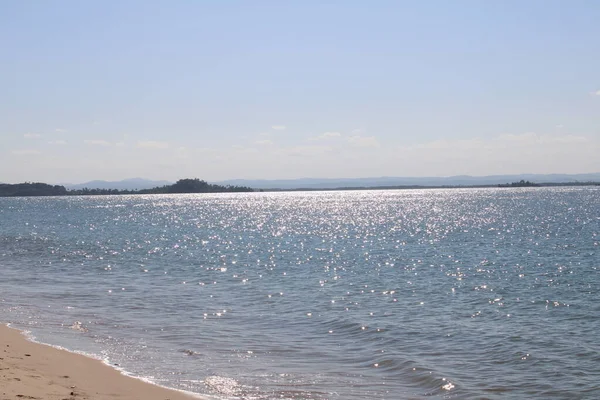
[0,324,200,400]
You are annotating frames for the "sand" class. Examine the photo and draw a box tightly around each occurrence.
[0,324,201,400]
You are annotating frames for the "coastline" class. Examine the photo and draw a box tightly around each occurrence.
[1,179,599,198]
[0,324,203,400]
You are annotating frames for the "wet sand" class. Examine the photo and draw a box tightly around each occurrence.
[0,324,201,400]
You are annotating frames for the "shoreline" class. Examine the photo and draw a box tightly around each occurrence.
[0,324,204,400]
[0,181,599,198]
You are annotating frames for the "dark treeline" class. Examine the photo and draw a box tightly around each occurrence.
[0,179,254,197]
[0,182,68,197]
[263,181,600,192]
[139,178,254,194]
[497,180,540,188]
[2,179,599,197]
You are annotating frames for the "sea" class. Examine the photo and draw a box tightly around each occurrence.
[0,187,598,399]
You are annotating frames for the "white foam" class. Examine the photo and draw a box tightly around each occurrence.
[204,375,242,397]
[4,323,210,399]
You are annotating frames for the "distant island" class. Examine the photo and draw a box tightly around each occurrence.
[217,173,600,190]
[497,180,540,188]
[0,178,254,197]
[1,177,599,198]
[0,182,69,197]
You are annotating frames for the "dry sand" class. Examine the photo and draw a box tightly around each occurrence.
[0,324,201,400]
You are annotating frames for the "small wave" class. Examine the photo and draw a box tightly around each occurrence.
[181,349,202,356]
[70,321,88,332]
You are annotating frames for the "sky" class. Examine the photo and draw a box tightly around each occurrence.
[1,0,599,184]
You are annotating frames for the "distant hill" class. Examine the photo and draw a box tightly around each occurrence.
[216,173,600,189]
[66,178,172,191]
[0,182,67,197]
[68,178,253,195]
[2,174,598,195]
[0,179,252,197]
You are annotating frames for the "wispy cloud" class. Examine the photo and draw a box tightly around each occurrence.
[593,90,600,96]
[230,145,259,155]
[175,146,189,159]
[309,131,342,141]
[392,132,599,176]
[23,133,41,139]
[12,149,41,155]
[347,135,380,148]
[271,125,286,130]
[277,145,332,158]
[197,147,217,154]
[55,128,68,133]
[494,132,588,144]
[137,140,169,149]
[48,140,67,145]
[255,139,274,146]
[399,133,593,155]
[84,139,111,146]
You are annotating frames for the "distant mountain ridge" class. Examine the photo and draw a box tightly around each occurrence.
[215,173,600,189]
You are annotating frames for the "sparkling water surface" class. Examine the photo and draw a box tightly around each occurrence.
[0,188,599,399]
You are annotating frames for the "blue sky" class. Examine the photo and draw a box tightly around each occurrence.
[1,1,599,183]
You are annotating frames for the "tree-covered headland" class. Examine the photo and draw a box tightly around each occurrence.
[0,182,68,197]
[0,179,254,197]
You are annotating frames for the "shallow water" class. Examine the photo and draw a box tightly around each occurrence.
[0,188,598,399]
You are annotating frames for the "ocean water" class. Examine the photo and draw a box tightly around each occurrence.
[0,188,599,399]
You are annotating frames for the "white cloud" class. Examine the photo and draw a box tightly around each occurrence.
[84,139,111,146]
[230,145,259,155]
[393,132,599,176]
[404,133,589,155]
[48,140,67,145]
[137,141,169,149]
[174,146,189,159]
[55,128,68,133]
[593,90,600,96]
[347,135,380,148]
[494,132,587,145]
[309,131,342,141]
[276,145,332,158]
[271,125,286,130]
[12,149,41,155]
[23,133,41,139]
[5,125,596,183]
[411,138,486,151]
